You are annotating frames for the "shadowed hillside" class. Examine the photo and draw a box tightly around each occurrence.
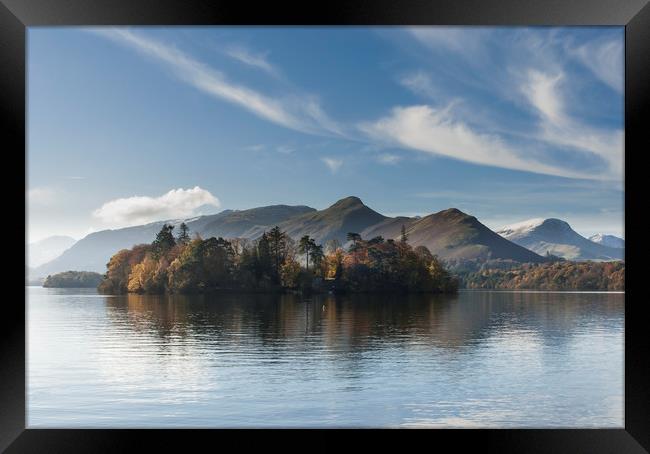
[200,204,315,239]
[369,208,545,263]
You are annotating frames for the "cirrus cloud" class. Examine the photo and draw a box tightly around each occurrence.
[225,46,280,78]
[520,69,623,179]
[571,38,623,93]
[92,186,220,227]
[360,104,597,180]
[93,29,345,137]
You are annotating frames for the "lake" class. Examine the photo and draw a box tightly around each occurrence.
[27,286,624,428]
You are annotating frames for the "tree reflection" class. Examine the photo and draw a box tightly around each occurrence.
[103,291,623,355]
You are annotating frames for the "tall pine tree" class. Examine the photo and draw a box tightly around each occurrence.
[267,226,288,283]
[400,224,409,244]
[177,222,190,244]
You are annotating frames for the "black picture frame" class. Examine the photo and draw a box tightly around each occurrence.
[2,0,648,451]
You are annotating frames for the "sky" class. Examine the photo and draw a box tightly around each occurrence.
[27,27,624,242]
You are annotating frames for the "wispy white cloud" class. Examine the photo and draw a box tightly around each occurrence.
[400,71,439,99]
[321,157,343,174]
[571,38,623,93]
[360,104,594,179]
[390,28,623,181]
[94,29,344,137]
[92,186,220,227]
[408,27,490,56]
[225,46,279,77]
[521,69,623,179]
[521,71,565,124]
[94,28,621,182]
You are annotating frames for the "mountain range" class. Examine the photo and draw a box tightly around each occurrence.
[497,218,624,261]
[589,233,625,249]
[29,197,622,278]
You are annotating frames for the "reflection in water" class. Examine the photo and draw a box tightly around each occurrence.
[28,287,623,428]
[105,291,621,352]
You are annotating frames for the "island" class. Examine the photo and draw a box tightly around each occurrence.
[43,271,104,288]
[98,223,459,295]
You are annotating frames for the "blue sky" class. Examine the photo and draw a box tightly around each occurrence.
[27,27,624,241]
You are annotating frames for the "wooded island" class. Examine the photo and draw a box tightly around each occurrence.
[98,223,459,295]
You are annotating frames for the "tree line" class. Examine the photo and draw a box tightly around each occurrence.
[459,260,624,291]
[98,223,458,294]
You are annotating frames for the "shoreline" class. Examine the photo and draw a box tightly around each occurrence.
[28,285,624,294]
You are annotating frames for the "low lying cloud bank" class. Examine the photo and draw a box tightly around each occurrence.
[93,186,220,227]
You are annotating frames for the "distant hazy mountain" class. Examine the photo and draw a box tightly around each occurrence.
[31,205,314,277]
[498,218,623,261]
[28,235,77,268]
[589,233,625,249]
[368,208,544,262]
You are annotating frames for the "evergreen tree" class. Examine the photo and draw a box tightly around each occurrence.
[267,226,288,283]
[400,224,409,244]
[256,232,273,280]
[299,235,313,270]
[152,224,176,259]
[309,242,324,271]
[347,232,362,252]
[177,222,190,244]
[347,232,361,243]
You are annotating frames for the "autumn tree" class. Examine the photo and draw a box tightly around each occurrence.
[280,256,301,288]
[97,224,461,295]
[325,238,341,254]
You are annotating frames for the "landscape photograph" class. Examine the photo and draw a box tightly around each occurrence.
[27,26,624,428]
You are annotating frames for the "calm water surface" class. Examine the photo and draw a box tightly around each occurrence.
[27,286,624,428]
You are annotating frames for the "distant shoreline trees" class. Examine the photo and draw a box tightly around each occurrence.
[44,271,104,288]
[459,260,624,291]
[98,224,459,295]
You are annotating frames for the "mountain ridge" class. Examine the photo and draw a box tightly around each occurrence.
[33,197,621,277]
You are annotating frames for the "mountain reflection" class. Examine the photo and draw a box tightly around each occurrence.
[103,291,623,353]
